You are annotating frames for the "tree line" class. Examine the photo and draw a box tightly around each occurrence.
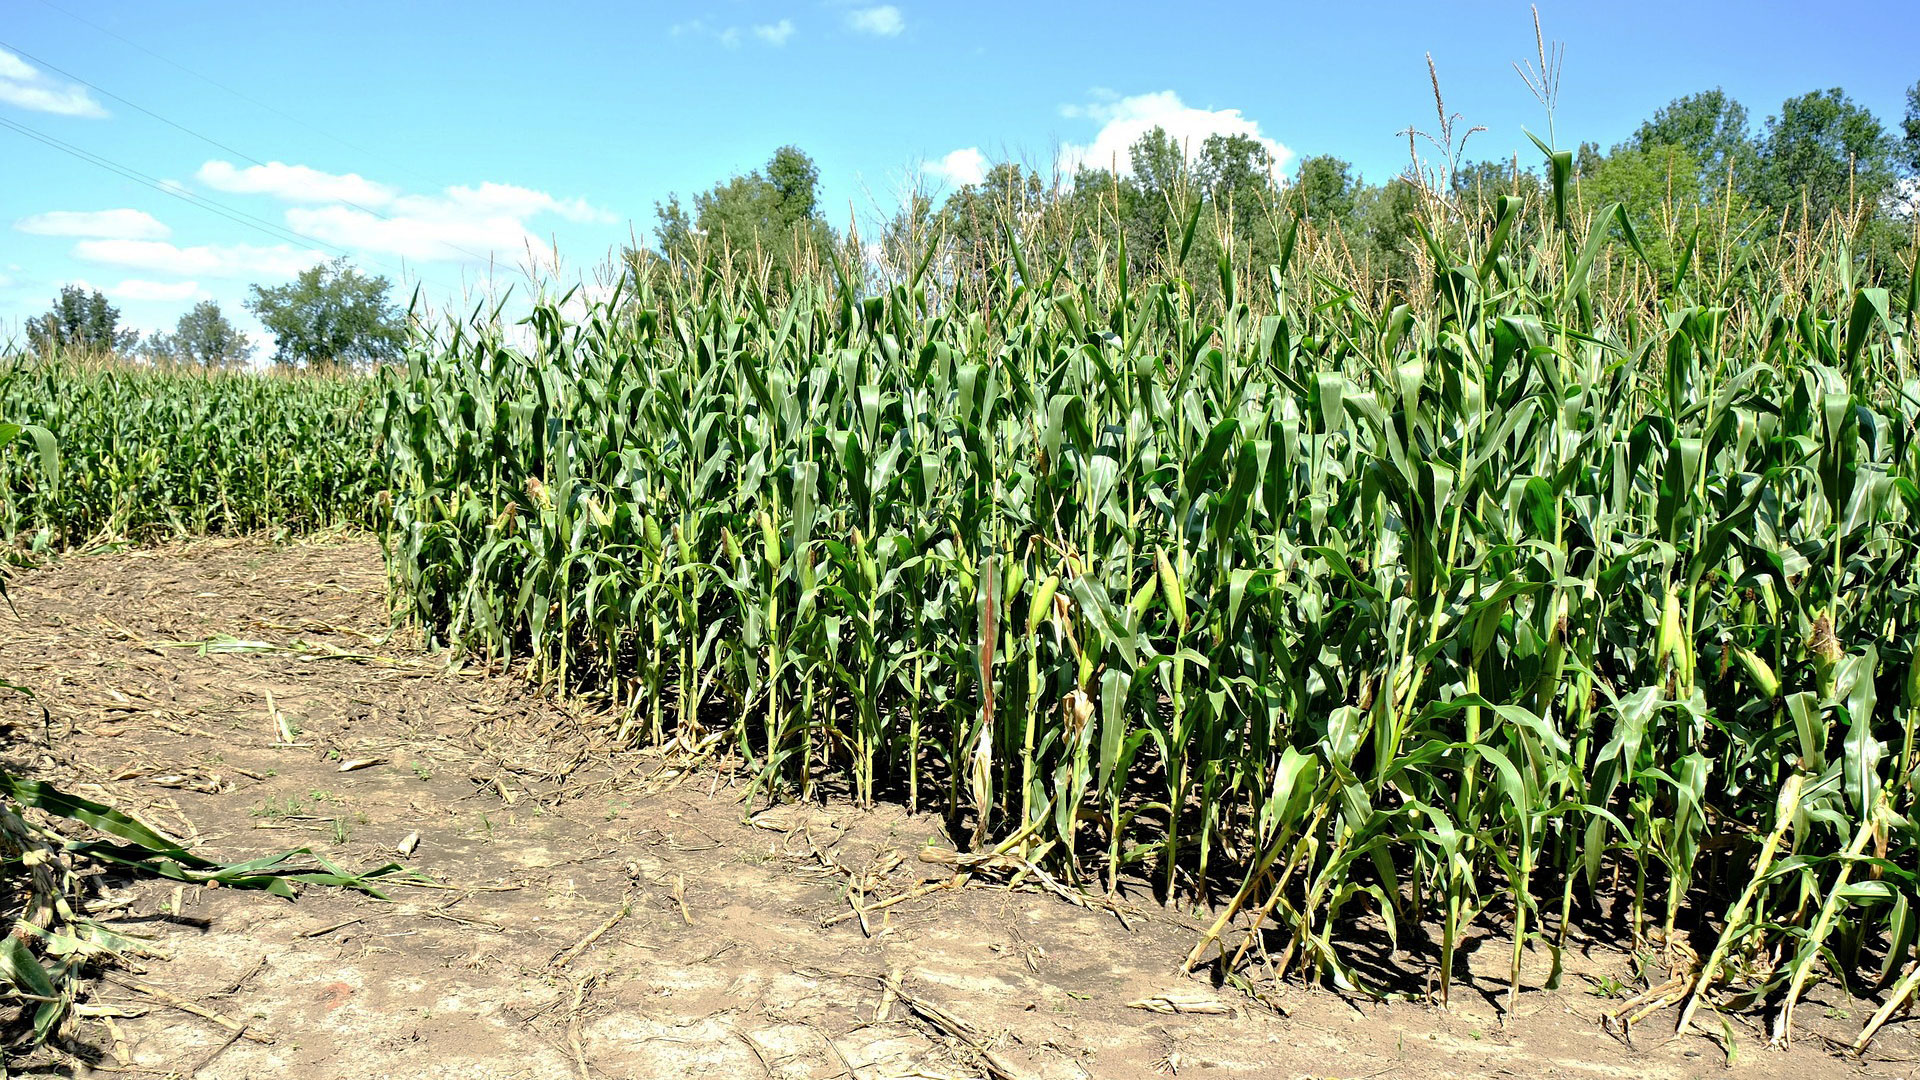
[18,259,406,370]
[641,80,1920,302]
[21,78,1919,367]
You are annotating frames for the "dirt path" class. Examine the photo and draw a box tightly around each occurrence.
[0,537,1901,1078]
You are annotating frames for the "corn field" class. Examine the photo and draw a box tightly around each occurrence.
[345,177,1920,1036]
[0,356,383,548]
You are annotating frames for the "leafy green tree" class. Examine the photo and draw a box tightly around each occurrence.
[1451,158,1540,207]
[142,300,254,368]
[1197,133,1281,266]
[1284,156,1420,286]
[876,190,936,278]
[1349,176,1424,288]
[1196,133,1274,210]
[1576,143,1722,274]
[1628,89,1757,191]
[943,161,1049,237]
[1750,88,1896,223]
[651,145,832,278]
[1900,79,1919,174]
[937,161,1054,292]
[1124,126,1191,266]
[1285,155,1361,229]
[25,285,137,356]
[766,145,822,222]
[245,259,405,369]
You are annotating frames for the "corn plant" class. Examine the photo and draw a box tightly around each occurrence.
[382,157,1920,1045]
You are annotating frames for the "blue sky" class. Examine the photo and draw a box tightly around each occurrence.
[2,0,1916,347]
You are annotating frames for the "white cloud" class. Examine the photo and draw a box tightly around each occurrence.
[72,239,328,279]
[14,209,171,241]
[424,182,613,224]
[674,18,794,48]
[197,160,400,206]
[754,19,796,45]
[0,47,107,117]
[280,181,614,262]
[285,205,541,262]
[847,5,904,36]
[188,161,612,264]
[101,279,206,302]
[1057,90,1292,178]
[924,147,987,188]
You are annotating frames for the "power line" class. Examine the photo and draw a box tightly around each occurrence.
[0,115,464,294]
[0,115,346,252]
[28,0,452,195]
[0,35,507,268]
[0,37,269,169]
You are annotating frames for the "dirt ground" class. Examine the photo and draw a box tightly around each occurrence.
[0,536,1913,1079]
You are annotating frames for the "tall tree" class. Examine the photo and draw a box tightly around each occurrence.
[1196,134,1279,259]
[1577,143,1719,274]
[1196,133,1275,210]
[1350,177,1424,288]
[1118,127,1194,274]
[1285,155,1361,229]
[25,285,136,356]
[145,300,254,368]
[1901,79,1920,174]
[766,145,822,223]
[246,259,405,369]
[650,145,831,277]
[1628,89,1756,191]
[938,161,1053,287]
[1451,157,1539,206]
[1750,88,1896,223]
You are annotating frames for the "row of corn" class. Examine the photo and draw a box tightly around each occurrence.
[0,357,383,548]
[372,178,1912,1038]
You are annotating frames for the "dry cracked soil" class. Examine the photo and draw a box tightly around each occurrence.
[1,536,1913,1079]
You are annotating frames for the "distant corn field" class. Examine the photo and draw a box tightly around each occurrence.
[0,356,383,547]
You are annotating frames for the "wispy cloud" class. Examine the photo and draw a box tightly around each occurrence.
[847,5,904,36]
[196,161,399,206]
[383,181,611,226]
[673,18,792,49]
[1057,90,1292,177]
[284,204,539,262]
[0,47,107,118]
[754,19,797,46]
[14,209,171,241]
[193,162,613,264]
[81,278,207,303]
[72,239,328,279]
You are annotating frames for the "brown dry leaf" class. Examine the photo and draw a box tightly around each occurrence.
[1126,992,1235,1016]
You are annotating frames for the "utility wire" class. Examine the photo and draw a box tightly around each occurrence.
[28,0,451,195]
[0,115,347,253]
[0,36,269,169]
[0,35,507,269]
[0,114,465,295]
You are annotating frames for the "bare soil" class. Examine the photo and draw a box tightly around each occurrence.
[0,537,1909,1078]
